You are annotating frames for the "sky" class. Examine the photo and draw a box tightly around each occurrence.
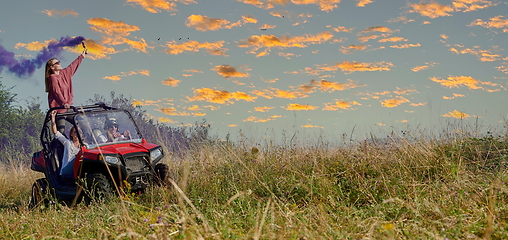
[0,0,507,142]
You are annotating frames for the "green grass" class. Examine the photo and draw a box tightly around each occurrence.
[1,131,507,239]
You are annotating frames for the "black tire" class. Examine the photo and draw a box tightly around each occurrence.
[154,163,169,186]
[83,172,114,204]
[29,178,49,210]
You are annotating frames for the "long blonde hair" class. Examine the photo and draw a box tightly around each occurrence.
[45,58,57,93]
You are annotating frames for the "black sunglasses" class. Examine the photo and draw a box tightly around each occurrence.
[52,61,61,66]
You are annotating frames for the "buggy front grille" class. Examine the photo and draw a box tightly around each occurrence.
[124,155,149,173]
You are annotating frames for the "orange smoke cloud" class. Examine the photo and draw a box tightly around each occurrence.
[442,110,470,119]
[213,65,250,79]
[187,88,257,104]
[162,77,180,87]
[243,115,280,123]
[323,100,361,110]
[42,9,78,18]
[285,103,318,111]
[381,96,409,108]
[238,32,334,56]
[430,75,502,91]
[165,40,228,56]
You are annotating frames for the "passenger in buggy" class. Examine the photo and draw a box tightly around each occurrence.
[95,118,131,143]
[50,110,80,177]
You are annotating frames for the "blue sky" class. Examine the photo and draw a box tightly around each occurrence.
[1,0,507,141]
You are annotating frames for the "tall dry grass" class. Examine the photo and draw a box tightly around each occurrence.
[0,129,507,239]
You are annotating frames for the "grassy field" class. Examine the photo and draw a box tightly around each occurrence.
[0,130,507,239]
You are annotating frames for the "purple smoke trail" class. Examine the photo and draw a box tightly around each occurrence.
[0,36,85,79]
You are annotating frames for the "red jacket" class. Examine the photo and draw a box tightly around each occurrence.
[47,55,84,111]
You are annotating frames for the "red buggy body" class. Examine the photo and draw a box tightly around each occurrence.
[29,103,168,207]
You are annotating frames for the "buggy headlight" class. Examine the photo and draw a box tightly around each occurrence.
[150,148,163,161]
[102,155,119,164]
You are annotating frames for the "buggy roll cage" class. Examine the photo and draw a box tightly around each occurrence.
[39,102,142,153]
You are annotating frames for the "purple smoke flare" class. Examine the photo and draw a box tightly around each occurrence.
[0,36,85,79]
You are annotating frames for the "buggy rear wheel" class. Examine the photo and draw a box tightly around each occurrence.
[84,172,114,204]
[29,178,49,210]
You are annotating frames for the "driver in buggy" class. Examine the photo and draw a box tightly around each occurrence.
[95,118,131,143]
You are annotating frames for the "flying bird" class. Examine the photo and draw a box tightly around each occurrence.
[179,38,181,40]
[158,38,160,41]
[261,28,267,31]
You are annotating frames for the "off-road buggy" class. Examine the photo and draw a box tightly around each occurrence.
[29,103,169,207]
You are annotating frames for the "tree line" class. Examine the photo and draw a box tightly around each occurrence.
[0,81,210,162]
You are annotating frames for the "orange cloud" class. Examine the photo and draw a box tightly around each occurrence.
[390,43,421,49]
[260,23,277,29]
[299,79,365,93]
[340,45,368,54]
[157,107,190,116]
[213,65,250,79]
[378,37,408,43]
[452,0,498,13]
[186,14,257,31]
[381,96,409,108]
[165,40,228,56]
[469,15,508,32]
[238,32,334,56]
[443,93,465,99]
[410,102,426,107]
[187,88,257,104]
[284,103,318,111]
[360,26,394,34]
[332,26,354,32]
[442,110,470,119]
[252,88,308,99]
[291,0,340,12]
[132,99,163,107]
[159,117,177,123]
[411,62,437,72]
[254,106,275,112]
[302,124,324,128]
[430,76,503,91]
[356,0,373,7]
[238,0,289,10]
[243,115,280,123]
[496,63,508,74]
[408,1,454,18]
[323,100,361,110]
[88,18,151,52]
[103,69,150,81]
[15,40,55,51]
[448,44,502,61]
[162,77,180,87]
[313,61,394,74]
[125,0,181,13]
[41,9,78,18]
